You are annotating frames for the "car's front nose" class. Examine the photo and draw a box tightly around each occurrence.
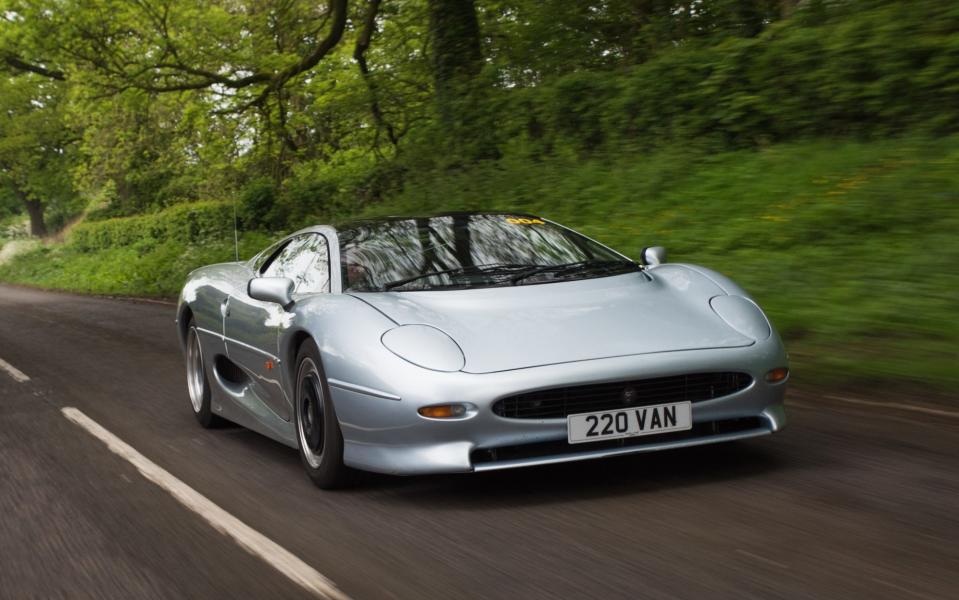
[330,336,788,476]
[354,271,759,374]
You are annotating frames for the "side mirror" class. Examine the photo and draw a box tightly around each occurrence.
[641,246,667,267]
[248,277,295,308]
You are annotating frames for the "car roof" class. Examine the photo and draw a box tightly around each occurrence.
[332,211,543,231]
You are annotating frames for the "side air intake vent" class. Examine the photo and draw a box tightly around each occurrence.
[214,355,250,386]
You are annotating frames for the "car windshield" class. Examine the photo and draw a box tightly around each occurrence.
[338,214,638,292]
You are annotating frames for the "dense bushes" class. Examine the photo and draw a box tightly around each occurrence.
[0,236,270,297]
[70,201,236,251]
[500,0,959,158]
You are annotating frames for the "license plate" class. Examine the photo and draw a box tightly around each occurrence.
[567,401,692,444]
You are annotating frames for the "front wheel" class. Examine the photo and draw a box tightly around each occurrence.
[294,339,352,489]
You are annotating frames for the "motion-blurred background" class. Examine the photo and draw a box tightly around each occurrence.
[0,0,955,393]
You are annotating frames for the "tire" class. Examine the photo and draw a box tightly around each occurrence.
[294,339,352,489]
[185,318,221,428]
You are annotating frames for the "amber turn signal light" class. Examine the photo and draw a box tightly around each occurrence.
[418,404,468,419]
[765,367,789,384]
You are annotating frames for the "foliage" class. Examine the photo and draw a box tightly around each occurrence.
[0,234,270,297]
[0,3,776,218]
[2,0,955,230]
[481,0,785,82]
[69,201,237,251]
[69,90,246,218]
[495,0,959,159]
[0,189,19,220]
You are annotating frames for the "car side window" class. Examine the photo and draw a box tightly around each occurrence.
[254,239,292,274]
[298,235,331,294]
[260,234,330,294]
[261,235,315,282]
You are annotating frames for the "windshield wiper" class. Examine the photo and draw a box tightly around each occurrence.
[510,259,636,285]
[382,263,532,291]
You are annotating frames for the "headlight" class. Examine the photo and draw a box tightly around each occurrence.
[381,325,465,372]
[709,295,771,341]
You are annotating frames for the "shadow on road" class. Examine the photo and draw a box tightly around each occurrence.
[365,440,799,508]
[209,422,824,508]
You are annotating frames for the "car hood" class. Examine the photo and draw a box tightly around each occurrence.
[352,267,754,373]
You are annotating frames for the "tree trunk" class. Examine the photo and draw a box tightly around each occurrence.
[428,0,483,125]
[19,193,48,237]
[13,185,47,237]
[427,0,497,160]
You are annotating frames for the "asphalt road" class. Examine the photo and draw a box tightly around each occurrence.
[0,284,956,600]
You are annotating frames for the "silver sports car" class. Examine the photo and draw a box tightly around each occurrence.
[177,212,788,488]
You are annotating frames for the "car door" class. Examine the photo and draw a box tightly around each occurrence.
[224,234,330,421]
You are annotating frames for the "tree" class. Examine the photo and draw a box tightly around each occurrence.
[68,88,248,216]
[0,0,361,214]
[0,74,76,236]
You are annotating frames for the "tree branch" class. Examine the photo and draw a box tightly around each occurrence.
[2,54,65,80]
[270,0,348,90]
[353,0,398,148]
[129,0,347,102]
[5,0,349,105]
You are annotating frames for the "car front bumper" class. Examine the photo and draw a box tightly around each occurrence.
[331,337,788,476]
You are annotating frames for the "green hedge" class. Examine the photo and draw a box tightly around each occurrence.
[502,0,959,155]
[70,201,236,251]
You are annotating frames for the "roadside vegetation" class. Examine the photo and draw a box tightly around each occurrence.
[0,0,957,390]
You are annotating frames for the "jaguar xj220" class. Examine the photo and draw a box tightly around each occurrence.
[177,212,788,488]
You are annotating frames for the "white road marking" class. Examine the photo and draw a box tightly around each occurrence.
[61,407,350,600]
[824,395,959,419]
[0,356,30,382]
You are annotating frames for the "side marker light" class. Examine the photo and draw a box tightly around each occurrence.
[418,404,468,419]
[765,367,789,384]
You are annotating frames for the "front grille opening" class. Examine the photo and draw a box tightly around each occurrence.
[472,417,764,465]
[214,355,250,386]
[492,372,753,419]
